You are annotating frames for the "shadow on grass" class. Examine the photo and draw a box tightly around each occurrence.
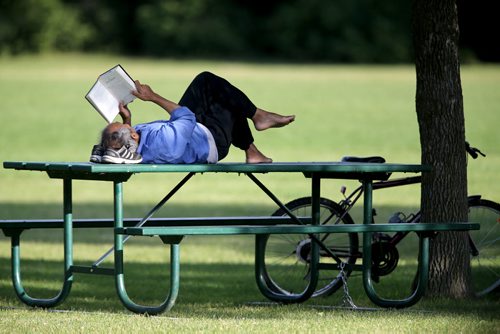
[0,202,281,220]
[0,256,498,318]
[0,256,263,313]
[0,202,279,244]
[0,202,420,245]
[3,202,497,318]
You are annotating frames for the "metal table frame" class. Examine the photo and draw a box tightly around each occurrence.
[2,161,476,314]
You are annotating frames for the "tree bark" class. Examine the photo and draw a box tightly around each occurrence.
[412,0,471,297]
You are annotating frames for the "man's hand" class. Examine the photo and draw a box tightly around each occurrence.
[119,103,132,125]
[132,79,180,115]
[133,80,156,101]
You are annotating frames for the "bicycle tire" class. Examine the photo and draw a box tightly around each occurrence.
[261,197,359,298]
[468,197,500,296]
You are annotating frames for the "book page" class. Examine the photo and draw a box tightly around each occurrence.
[86,81,120,123]
[85,65,136,123]
[99,65,136,105]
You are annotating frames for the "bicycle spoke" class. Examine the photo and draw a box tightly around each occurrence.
[262,197,359,297]
[468,199,500,296]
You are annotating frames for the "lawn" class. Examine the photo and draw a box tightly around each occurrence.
[0,54,498,333]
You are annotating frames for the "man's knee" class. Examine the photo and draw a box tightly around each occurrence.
[193,71,220,86]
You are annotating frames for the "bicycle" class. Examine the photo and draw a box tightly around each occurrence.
[263,142,499,299]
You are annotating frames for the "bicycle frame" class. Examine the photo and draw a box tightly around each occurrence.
[332,175,422,225]
[328,175,481,270]
[314,143,497,296]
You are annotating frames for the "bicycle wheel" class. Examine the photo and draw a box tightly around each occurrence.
[468,197,500,296]
[261,197,359,298]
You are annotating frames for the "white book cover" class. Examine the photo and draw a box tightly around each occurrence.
[85,65,136,123]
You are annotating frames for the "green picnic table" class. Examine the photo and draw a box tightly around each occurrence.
[1,161,479,314]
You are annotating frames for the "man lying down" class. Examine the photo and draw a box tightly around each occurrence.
[90,72,295,164]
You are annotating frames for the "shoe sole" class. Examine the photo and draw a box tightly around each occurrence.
[102,155,143,164]
[90,155,102,163]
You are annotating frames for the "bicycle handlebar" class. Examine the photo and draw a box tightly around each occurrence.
[466,141,486,159]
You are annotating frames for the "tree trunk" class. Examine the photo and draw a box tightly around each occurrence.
[412,0,471,297]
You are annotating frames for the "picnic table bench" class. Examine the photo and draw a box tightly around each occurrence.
[1,161,479,314]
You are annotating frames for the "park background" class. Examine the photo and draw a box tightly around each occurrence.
[0,0,499,332]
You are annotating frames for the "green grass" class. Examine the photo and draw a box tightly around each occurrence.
[0,54,499,332]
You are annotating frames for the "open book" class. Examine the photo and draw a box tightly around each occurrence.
[85,65,136,123]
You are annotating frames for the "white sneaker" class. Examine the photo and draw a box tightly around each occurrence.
[102,146,143,164]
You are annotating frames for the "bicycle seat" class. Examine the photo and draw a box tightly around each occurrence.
[341,156,386,163]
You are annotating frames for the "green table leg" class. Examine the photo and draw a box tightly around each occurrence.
[11,178,73,308]
[361,180,429,308]
[254,174,320,303]
[113,181,180,314]
[363,236,429,308]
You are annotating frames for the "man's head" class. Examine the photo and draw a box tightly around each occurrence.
[101,122,140,152]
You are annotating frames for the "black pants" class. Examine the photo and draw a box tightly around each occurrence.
[178,72,257,160]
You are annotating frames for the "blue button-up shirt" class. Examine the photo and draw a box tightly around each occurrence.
[134,107,210,164]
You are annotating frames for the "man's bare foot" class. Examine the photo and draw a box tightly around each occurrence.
[245,143,273,163]
[252,108,295,131]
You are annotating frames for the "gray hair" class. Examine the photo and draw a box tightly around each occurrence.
[101,125,138,153]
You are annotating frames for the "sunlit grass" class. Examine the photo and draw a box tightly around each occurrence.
[0,54,499,332]
[1,54,499,208]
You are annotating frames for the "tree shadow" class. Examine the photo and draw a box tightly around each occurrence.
[0,251,496,318]
[0,202,420,245]
[0,202,280,244]
[4,202,471,317]
[0,256,266,313]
